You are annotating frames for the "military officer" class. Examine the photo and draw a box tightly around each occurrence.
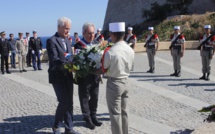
[170,26,185,77]
[0,31,11,74]
[25,32,32,67]
[102,22,135,134]
[29,30,43,71]
[145,27,159,73]
[15,32,28,72]
[199,25,215,81]
[124,27,137,49]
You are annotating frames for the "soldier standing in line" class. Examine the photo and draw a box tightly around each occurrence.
[170,26,185,77]
[94,28,104,43]
[15,32,28,72]
[124,27,137,49]
[29,30,43,71]
[25,32,32,67]
[199,25,215,81]
[0,31,11,74]
[145,27,159,73]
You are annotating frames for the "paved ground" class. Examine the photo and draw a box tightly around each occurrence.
[0,50,215,134]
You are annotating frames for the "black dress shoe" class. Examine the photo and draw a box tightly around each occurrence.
[2,72,4,75]
[20,70,23,73]
[6,71,11,74]
[65,129,81,134]
[22,69,27,72]
[85,118,96,129]
[38,68,42,70]
[91,116,102,126]
[52,127,61,134]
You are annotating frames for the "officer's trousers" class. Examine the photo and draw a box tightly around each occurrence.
[172,49,181,71]
[201,50,211,73]
[147,48,155,69]
[106,77,129,134]
[18,54,26,70]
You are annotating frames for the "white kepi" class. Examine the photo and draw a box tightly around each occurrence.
[174,26,180,30]
[128,27,133,31]
[148,27,154,30]
[204,25,211,29]
[109,22,125,32]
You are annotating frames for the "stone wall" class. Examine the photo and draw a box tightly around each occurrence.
[103,0,215,30]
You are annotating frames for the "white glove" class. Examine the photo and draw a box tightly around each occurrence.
[9,52,11,56]
[32,50,35,54]
[39,50,42,54]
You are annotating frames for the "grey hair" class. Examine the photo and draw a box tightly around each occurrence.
[82,22,95,33]
[57,17,72,27]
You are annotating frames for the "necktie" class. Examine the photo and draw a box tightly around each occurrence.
[62,39,67,51]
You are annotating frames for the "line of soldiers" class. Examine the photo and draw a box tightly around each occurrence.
[0,30,43,74]
[124,25,215,80]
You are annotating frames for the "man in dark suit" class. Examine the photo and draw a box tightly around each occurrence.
[29,30,42,71]
[74,22,102,130]
[46,17,79,134]
[0,31,11,74]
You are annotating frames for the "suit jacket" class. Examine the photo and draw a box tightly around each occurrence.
[0,38,10,56]
[15,39,28,55]
[29,37,42,52]
[46,32,73,83]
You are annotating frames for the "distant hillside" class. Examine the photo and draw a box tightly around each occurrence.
[103,0,215,31]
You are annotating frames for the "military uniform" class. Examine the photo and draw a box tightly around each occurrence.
[29,31,42,70]
[199,25,215,80]
[0,31,11,74]
[124,27,137,49]
[103,22,135,134]
[94,28,104,43]
[15,33,28,72]
[145,27,159,73]
[170,26,185,77]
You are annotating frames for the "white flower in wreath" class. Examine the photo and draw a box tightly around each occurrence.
[79,53,85,60]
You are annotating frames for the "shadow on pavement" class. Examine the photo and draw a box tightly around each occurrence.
[129,74,170,78]
[0,114,109,133]
[138,78,195,82]
[170,129,194,134]
[204,89,215,92]
[168,83,215,87]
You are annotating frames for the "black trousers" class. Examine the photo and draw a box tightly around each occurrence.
[78,75,99,120]
[1,55,9,72]
[26,49,32,66]
[52,81,74,130]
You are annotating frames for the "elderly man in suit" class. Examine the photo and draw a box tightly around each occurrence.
[46,17,79,134]
[15,32,28,72]
[0,31,11,74]
[74,23,102,130]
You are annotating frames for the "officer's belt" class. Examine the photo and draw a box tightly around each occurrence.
[203,46,213,51]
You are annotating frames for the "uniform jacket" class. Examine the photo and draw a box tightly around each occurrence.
[15,38,28,55]
[29,37,42,52]
[0,38,10,56]
[46,32,73,83]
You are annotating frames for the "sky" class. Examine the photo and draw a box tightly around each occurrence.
[0,0,108,37]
